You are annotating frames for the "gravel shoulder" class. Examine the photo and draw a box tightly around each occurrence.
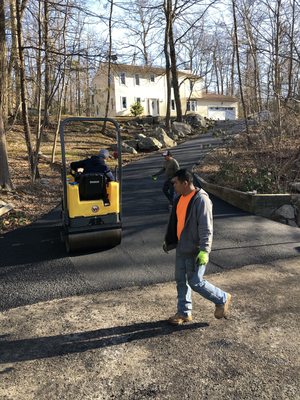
[0,257,299,400]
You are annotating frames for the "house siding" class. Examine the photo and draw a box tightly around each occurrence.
[115,72,166,116]
[92,64,238,120]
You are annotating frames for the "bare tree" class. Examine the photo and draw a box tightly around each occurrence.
[0,0,13,190]
[102,0,114,133]
[232,0,250,137]
[115,0,159,65]
[163,0,172,130]
[15,0,36,176]
[8,0,21,118]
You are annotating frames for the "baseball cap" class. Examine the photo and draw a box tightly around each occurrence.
[99,149,111,159]
[162,150,171,156]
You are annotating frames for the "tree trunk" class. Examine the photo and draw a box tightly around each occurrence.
[32,0,43,181]
[244,14,261,113]
[76,55,81,115]
[163,0,171,132]
[230,29,235,97]
[15,0,35,176]
[168,2,182,122]
[232,0,250,140]
[51,0,69,163]
[43,0,50,127]
[273,0,282,134]
[85,54,90,116]
[286,0,295,100]
[103,0,114,132]
[0,115,13,190]
[8,0,21,118]
[0,0,13,190]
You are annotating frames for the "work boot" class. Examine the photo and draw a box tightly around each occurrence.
[214,293,232,319]
[168,313,192,325]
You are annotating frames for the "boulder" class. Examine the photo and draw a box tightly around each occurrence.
[151,127,177,148]
[122,142,138,154]
[124,139,139,150]
[185,113,207,128]
[271,204,296,225]
[289,182,300,193]
[137,136,163,151]
[172,121,192,137]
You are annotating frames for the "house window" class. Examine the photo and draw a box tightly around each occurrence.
[135,74,140,85]
[136,97,141,104]
[120,72,126,85]
[121,97,127,109]
[187,100,197,112]
[171,100,175,110]
[149,74,155,83]
[189,80,194,91]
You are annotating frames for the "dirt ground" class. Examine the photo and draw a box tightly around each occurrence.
[0,258,299,399]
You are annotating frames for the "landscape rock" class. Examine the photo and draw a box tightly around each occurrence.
[137,136,163,151]
[172,122,192,136]
[289,182,300,193]
[271,204,296,225]
[151,127,177,148]
[124,139,139,150]
[185,113,207,128]
[121,143,138,154]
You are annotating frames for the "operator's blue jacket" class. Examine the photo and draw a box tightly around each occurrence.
[70,156,114,181]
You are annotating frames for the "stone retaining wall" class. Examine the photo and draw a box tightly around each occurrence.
[194,174,299,227]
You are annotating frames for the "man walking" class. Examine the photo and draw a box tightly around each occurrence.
[163,169,232,325]
[152,150,179,207]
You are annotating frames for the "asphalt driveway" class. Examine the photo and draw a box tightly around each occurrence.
[0,133,300,312]
[0,131,300,399]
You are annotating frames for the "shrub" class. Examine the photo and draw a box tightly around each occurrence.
[130,102,144,117]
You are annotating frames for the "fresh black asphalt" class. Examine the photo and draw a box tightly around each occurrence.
[1,134,300,311]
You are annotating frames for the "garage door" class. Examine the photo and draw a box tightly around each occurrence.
[208,107,236,120]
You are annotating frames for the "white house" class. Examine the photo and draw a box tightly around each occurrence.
[92,63,238,120]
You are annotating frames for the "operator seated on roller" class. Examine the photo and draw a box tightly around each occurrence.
[70,149,114,181]
[70,149,114,204]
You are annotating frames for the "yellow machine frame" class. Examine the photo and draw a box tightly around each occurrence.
[60,117,122,253]
[66,175,120,218]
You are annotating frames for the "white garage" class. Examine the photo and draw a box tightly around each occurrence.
[208,107,236,120]
[196,93,238,121]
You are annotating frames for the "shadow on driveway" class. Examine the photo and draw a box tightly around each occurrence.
[0,320,209,364]
[0,206,65,268]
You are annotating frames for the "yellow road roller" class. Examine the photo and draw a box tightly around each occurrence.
[59,117,122,253]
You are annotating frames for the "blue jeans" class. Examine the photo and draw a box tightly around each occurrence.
[175,252,227,316]
[163,179,175,204]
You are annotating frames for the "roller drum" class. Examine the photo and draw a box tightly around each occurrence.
[66,228,121,253]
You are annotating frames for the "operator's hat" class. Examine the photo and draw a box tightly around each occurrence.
[99,149,111,159]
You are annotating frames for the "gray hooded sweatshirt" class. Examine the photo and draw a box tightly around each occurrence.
[164,188,213,255]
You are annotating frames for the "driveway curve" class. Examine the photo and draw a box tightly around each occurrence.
[1,134,300,311]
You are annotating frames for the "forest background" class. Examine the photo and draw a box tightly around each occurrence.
[0,0,299,232]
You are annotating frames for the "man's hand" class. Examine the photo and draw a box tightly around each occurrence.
[196,250,209,265]
[163,241,168,253]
